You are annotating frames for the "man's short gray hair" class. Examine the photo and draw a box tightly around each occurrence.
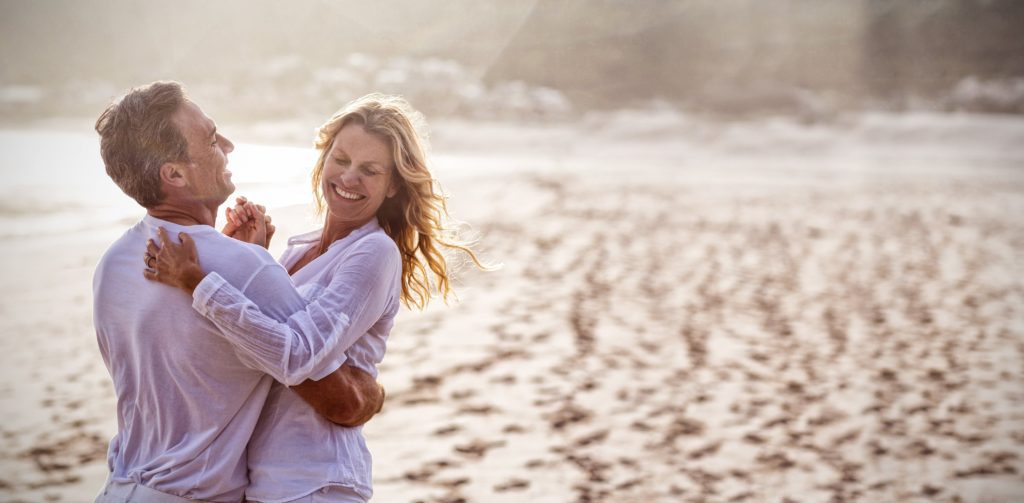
[95,81,189,208]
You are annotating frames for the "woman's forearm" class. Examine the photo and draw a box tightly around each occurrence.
[191,244,399,386]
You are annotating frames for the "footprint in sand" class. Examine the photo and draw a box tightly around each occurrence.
[449,389,476,400]
[432,424,462,437]
[494,478,530,492]
[401,459,457,482]
[545,401,592,430]
[573,429,609,448]
[453,439,506,459]
[524,459,547,469]
[456,404,497,415]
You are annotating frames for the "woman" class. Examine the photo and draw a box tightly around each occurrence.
[145,93,483,502]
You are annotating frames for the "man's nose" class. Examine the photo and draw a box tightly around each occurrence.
[220,134,234,154]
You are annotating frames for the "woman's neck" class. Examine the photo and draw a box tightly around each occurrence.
[317,216,372,255]
[291,218,368,275]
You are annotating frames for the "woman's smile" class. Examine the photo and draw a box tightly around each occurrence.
[331,182,366,201]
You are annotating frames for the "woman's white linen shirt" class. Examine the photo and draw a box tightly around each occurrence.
[191,219,401,501]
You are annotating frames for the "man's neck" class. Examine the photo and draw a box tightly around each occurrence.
[147,201,219,227]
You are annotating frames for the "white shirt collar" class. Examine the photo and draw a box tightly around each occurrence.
[141,214,219,235]
[287,218,383,251]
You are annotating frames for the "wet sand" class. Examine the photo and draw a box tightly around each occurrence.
[1,113,1023,502]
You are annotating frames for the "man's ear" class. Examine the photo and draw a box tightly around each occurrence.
[159,161,189,188]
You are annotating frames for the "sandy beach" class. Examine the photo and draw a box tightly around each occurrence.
[1,112,1023,502]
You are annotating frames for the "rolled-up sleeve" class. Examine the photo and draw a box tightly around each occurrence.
[192,237,400,386]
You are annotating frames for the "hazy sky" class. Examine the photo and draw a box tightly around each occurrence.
[2,0,1021,116]
[0,0,540,84]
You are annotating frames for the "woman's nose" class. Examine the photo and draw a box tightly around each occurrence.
[340,169,360,186]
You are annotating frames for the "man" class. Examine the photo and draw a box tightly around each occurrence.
[92,81,383,502]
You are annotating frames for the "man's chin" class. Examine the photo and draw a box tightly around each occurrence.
[212,188,235,208]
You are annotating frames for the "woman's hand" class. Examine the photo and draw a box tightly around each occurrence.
[143,227,206,295]
[222,196,275,248]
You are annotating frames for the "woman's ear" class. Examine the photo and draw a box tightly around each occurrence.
[160,161,188,188]
[386,178,399,199]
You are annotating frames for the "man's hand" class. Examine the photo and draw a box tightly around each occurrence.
[222,196,275,248]
[291,364,385,427]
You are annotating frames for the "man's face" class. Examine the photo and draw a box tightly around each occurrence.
[172,100,235,205]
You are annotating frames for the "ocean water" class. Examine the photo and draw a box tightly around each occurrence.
[0,129,319,239]
[5,111,1022,243]
[0,126,557,243]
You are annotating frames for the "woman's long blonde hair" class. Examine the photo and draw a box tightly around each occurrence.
[311,93,484,309]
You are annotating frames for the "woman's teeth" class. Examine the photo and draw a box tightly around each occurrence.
[333,185,364,200]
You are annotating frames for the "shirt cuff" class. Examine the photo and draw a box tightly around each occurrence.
[192,272,228,316]
[308,352,350,382]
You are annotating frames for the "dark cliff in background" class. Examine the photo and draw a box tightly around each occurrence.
[482,0,1024,112]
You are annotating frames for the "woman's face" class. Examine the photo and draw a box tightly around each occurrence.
[321,122,398,230]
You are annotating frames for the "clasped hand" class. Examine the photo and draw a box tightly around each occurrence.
[222,196,275,249]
